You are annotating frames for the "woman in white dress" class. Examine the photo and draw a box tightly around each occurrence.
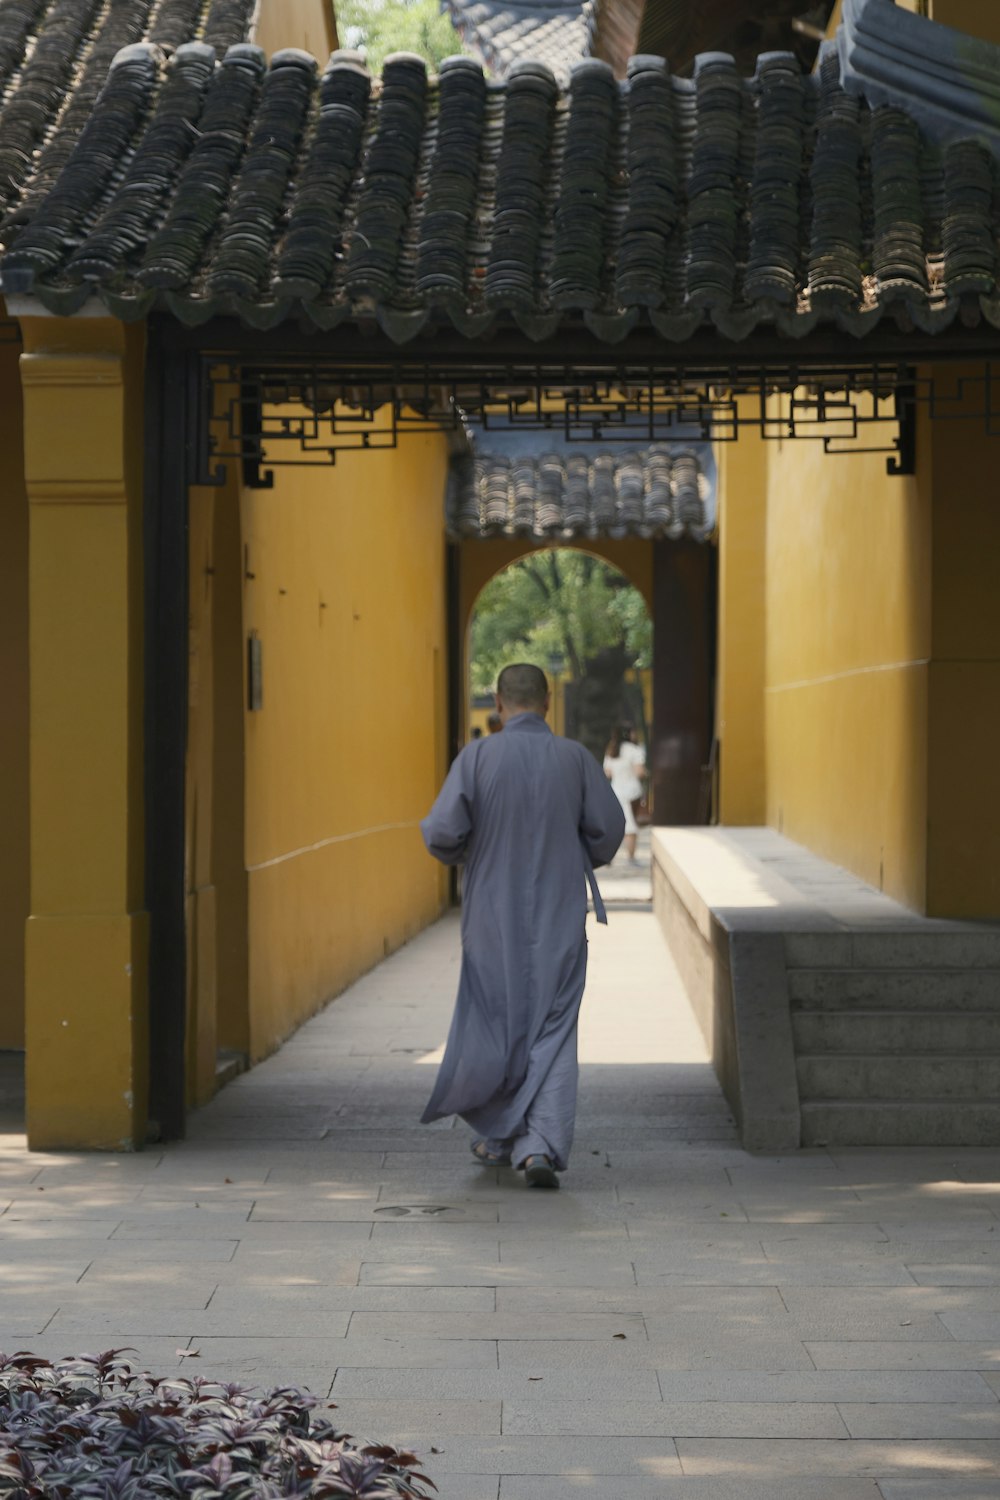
[603,724,646,864]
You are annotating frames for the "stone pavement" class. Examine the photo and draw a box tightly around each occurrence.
[2,907,1000,1499]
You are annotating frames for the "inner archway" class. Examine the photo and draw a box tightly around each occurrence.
[466,547,655,894]
[468,548,653,770]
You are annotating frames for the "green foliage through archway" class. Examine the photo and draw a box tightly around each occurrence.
[470,551,652,760]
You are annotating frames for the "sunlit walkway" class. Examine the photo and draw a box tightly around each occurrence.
[2,908,1000,1498]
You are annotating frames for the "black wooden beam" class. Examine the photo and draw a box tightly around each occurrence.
[650,540,716,826]
[150,311,1000,371]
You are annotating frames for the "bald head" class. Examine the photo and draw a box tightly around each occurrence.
[497,662,548,713]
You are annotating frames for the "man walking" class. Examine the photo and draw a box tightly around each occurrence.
[420,663,625,1188]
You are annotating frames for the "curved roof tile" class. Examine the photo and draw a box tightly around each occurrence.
[0,0,256,226]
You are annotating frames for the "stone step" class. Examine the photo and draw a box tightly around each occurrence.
[801,1099,1000,1147]
[796,1052,1000,1102]
[792,1009,1000,1055]
[785,931,1000,970]
[788,967,1000,1010]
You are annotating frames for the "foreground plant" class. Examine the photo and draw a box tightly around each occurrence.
[0,1350,436,1498]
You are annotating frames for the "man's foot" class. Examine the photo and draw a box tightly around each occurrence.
[523,1155,560,1190]
[471,1140,511,1166]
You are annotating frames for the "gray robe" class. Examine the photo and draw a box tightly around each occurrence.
[420,712,626,1166]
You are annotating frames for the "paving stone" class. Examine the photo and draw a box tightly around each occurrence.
[876,1480,1000,1500]
[655,1372,996,1402]
[501,1338,815,1371]
[674,1437,1000,1475]
[499,1482,879,1500]
[838,1403,1000,1438]
[326,1398,502,1436]
[208,1283,494,1312]
[347,1312,646,1341]
[908,1264,1000,1285]
[82,1239,240,1262]
[110,1213,254,1237]
[214,1260,365,1288]
[494,1286,786,1316]
[501,1400,848,1437]
[634,1256,919,1285]
[193,1336,499,1369]
[359,1259,637,1287]
[940,1311,1000,1340]
[44,1307,351,1337]
[331,1367,663,1401]
[389,1436,681,1475]
[807,1343,1000,1371]
[645,1310,946,1341]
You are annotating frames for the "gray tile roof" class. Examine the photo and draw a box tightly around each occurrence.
[440,0,594,79]
[3,10,1000,346]
[0,0,255,225]
[448,445,710,539]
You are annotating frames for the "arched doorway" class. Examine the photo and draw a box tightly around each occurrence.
[448,440,718,831]
[467,547,653,768]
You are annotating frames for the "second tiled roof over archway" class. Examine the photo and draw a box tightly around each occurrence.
[448,445,711,541]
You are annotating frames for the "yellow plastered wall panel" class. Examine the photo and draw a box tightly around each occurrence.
[211,466,250,1057]
[253,0,336,57]
[716,415,766,825]
[185,485,220,1104]
[241,418,450,1061]
[0,335,28,1048]
[763,414,932,910]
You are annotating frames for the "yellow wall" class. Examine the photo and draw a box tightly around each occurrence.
[240,418,450,1061]
[762,415,931,909]
[186,482,220,1106]
[0,330,28,1050]
[716,417,766,825]
[253,0,336,56]
[211,465,250,1061]
[716,394,933,910]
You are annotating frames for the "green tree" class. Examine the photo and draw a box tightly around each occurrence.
[470,551,652,759]
[336,0,462,73]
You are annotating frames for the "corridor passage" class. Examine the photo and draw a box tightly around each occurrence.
[2,910,1000,1498]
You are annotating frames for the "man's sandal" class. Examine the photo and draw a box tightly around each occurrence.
[523,1155,560,1190]
[471,1140,511,1167]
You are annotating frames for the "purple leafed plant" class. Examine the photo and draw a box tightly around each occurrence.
[0,1350,436,1499]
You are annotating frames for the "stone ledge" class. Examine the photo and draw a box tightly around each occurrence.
[650,827,1000,1152]
[651,828,802,1154]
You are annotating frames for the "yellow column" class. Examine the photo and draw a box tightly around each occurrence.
[20,318,148,1150]
[716,411,767,824]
